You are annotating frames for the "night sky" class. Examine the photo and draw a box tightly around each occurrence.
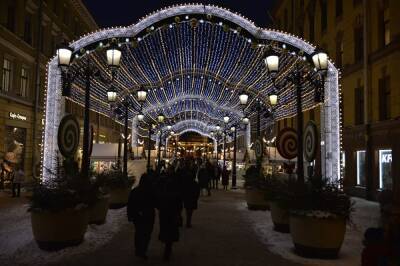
[82,0,278,28]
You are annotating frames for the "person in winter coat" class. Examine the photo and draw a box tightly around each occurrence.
[156,171,182,261]
[197,163,210,196]
[213,162,221,189]
[12,166,24,197]
[182,170,200,228]
[127,173,156,259]
[221,165,229,190]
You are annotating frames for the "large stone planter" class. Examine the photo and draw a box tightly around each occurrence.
[245,188,269,210]
[289,213,346,259]
[109,187,131,209]
[270,201,290,233]
[31,208,89,251]
[89,195,110,225]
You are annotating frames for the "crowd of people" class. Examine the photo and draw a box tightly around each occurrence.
[127,157,229,261]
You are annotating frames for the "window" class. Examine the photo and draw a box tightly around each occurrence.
[354,86,364,125]
[378,75,390,120]
[356,150,366,186]
[20,67,29,97]
[336,0,343,18]
[354,26,363,62]
[6,5,16,32]
[308,14,315,42]
[336,37,344,68]
[321,0,328,33]
[63,6,69,25]
[379,149,392,189]
[379,7,391,46]
[24,14,32,45]
[284,9,288,30]
[2,59,12,92]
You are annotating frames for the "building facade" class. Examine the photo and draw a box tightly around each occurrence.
[0,0,121,181]
[273,0,400,199]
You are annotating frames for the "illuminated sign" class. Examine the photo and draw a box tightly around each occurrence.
[379,149,392,189]
[9,112,27,121]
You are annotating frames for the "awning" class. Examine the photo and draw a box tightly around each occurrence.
[91,144,120,162]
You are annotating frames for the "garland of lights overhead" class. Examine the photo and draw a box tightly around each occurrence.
[42,4,340,184]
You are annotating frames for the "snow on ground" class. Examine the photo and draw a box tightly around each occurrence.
[0,203,128,266]
[239,197,380,266]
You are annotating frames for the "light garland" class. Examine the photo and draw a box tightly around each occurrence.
[42,4,340,182]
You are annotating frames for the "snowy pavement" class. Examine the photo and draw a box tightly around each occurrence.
[0,189,379,266]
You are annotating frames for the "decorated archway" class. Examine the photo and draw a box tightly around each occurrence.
[42,4,340,182]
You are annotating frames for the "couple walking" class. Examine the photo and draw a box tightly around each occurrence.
[127,161,200,261]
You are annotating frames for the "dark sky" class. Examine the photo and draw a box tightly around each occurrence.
[82,0,278,28]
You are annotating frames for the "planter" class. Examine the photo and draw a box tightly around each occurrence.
[89,195,110,224]
[109,187,131,209]
[289,213,346,259]
[31,208,89,251]
[270,201,290,233]
[245,188,269,210]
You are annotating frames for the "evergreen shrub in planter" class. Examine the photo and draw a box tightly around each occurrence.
[244,165,269,211]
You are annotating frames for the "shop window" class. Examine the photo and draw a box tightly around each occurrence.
[356,150,366,186]
[5,126,27,170]
[379,149,392,189]
[354,86,364,125]
[19,67,29,97]
[2,59,12,92]
[378,75,390,120]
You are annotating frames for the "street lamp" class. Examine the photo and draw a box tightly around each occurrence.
[266,47,329,183]
[137,113,144,122]
[242,117,249,125]
[107,85,117,103]
[311,48,329,72]
[269,91,278,106]
[239,90,249,106]
[106,42,122,69]
[57,44,73,68]
[137,86,147,104]
[158,113,165,123]
[223,116,230,124]
[264,49,279,78]
[57,40,122,179]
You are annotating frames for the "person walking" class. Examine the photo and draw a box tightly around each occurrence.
[127,173,156,260]
[12,166,24,197]
[197,163,210,196]
[213,161,221,189]
[156,170,182,261]
[182,166,200,228]
[221,165,229,190]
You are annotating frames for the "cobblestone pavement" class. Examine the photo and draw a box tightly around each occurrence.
[51,189,300,266]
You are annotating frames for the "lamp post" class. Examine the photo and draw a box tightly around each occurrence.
[147,124,153,172]
[223,116,229,168]
[231,126,237,189]
[264,47,328,183]
[156,113,165,173]
[57,41,121,179]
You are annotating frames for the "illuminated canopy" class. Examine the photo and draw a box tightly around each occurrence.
[43,4,340,182]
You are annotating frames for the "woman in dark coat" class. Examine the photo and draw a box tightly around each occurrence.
[221,165,229,190]
[182,166,200,228]
[156,170,182,261]
[127,173,156,259]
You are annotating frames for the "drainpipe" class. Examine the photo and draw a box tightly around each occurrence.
[32,0,43,180]
[363,0,373,200]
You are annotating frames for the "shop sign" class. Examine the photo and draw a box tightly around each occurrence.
[9,112,27,121]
